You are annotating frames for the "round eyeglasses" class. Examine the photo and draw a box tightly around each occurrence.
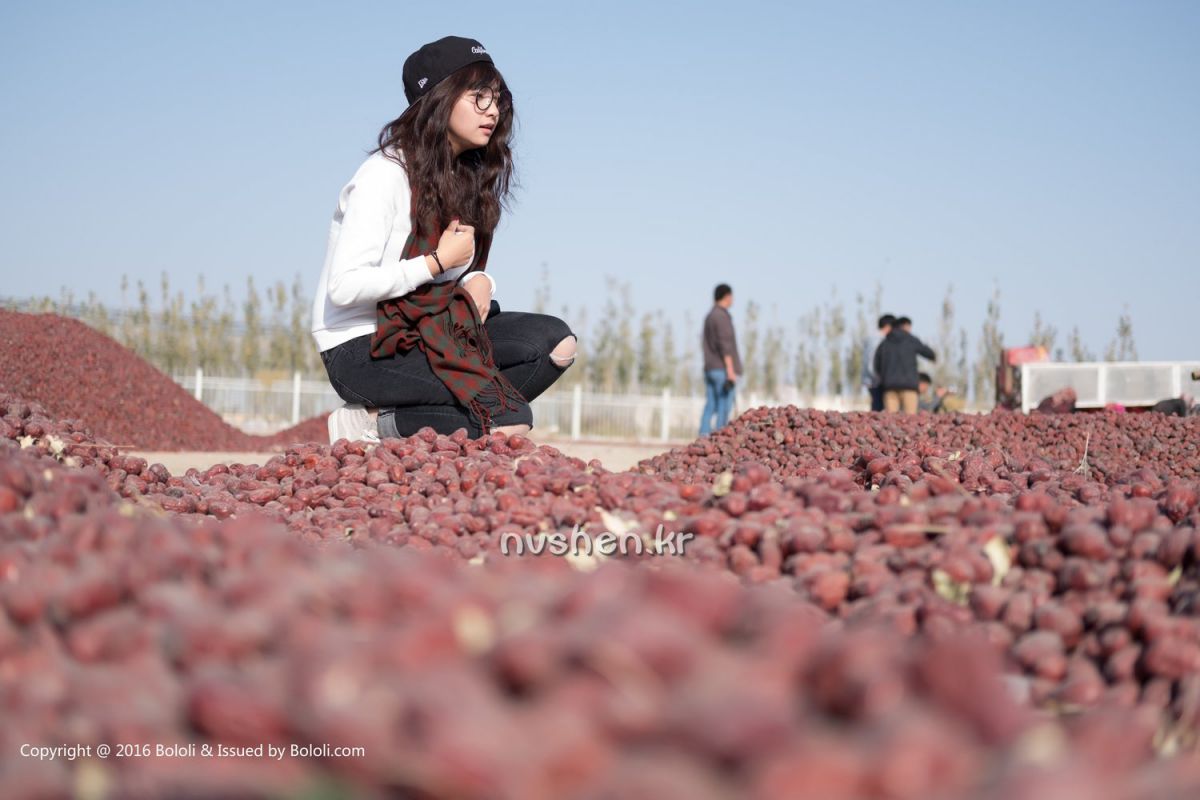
[470,86,512,114]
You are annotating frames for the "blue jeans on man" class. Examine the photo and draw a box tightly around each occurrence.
[699,368,736,435]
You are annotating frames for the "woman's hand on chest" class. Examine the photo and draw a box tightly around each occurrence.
[435,219,476,270]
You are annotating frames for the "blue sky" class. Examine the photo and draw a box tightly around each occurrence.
[2,0,1196,363]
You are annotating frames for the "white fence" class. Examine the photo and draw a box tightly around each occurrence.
[526,387,866,442]
[1020,361,1200,413]
[176,369,343,435]
[173,370,870,441]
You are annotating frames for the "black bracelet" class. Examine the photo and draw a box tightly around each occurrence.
[429,250,445,274]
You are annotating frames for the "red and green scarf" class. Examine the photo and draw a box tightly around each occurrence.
[369,222,524,434]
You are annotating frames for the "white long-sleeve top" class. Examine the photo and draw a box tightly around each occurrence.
[310,149,495,352]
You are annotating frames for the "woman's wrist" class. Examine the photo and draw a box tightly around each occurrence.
[428,250,445,275]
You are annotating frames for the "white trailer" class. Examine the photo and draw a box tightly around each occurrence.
[1019,361,1200,414]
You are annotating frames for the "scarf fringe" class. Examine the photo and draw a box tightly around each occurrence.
[449,312,526,433]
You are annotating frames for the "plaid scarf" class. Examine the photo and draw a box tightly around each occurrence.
[369,223,524,434]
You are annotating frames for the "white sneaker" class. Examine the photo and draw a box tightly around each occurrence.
[327,404,380,444]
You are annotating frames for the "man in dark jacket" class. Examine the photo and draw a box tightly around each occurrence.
[700,284,743,435]
[874,319,936,414]
[861,314,896,412]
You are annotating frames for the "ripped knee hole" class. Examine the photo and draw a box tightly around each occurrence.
[550,335,577,367]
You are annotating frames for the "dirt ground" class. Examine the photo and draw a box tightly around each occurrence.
[130,436,681,476]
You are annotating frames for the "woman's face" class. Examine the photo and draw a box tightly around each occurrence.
[446,86,504,155]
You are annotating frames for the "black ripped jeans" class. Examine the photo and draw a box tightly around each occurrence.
[320,302,575,437]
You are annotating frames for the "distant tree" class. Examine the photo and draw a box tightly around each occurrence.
[213,284,236,373]
[762,323,786,398]
[241,276,262,376]
[563,304,586,388]
[869,280,883,319]
[811,308,825,395]
[823,294,847,395]
[792,319,809,396]
[588,283,614,393]
[83,291,113,339]
[157,273,189,374]
[636,312,658,390]
[57,286,75,316]
[290,274,317,374]
[1029,310,1058,354]
[845,292,869,396]
[794,309,822,396]
[134,280,153,360]
[972,286,1003,403]
[613,282,635,391]
[119,275,135,347]
[741,301,761,393]
[934,284,959,389]
[190,276,219,371]
[1105,309,1138,362]
[1068,326,1094,362]
[955,327,970,395]
[265,280,290,374]
[171,288,189,372]
[589,278,622,392]
[532,263,551,314]
[678,309,696,396]
[657,311,679,391]
[156,273,172,370]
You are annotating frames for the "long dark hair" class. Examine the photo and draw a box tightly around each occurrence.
[373,62,515,240]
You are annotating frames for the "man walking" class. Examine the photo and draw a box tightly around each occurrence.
[700,284,743,435]
[861,314,896,412]
[873,316,936,413]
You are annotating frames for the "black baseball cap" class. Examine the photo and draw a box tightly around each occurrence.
[403,36,495,105]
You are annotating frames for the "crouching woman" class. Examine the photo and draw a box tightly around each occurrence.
[311,36,576,442]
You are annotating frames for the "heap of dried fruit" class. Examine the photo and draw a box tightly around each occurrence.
[4,372,1200,798]
[2,438,1199,799]
[0,309,323,450]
